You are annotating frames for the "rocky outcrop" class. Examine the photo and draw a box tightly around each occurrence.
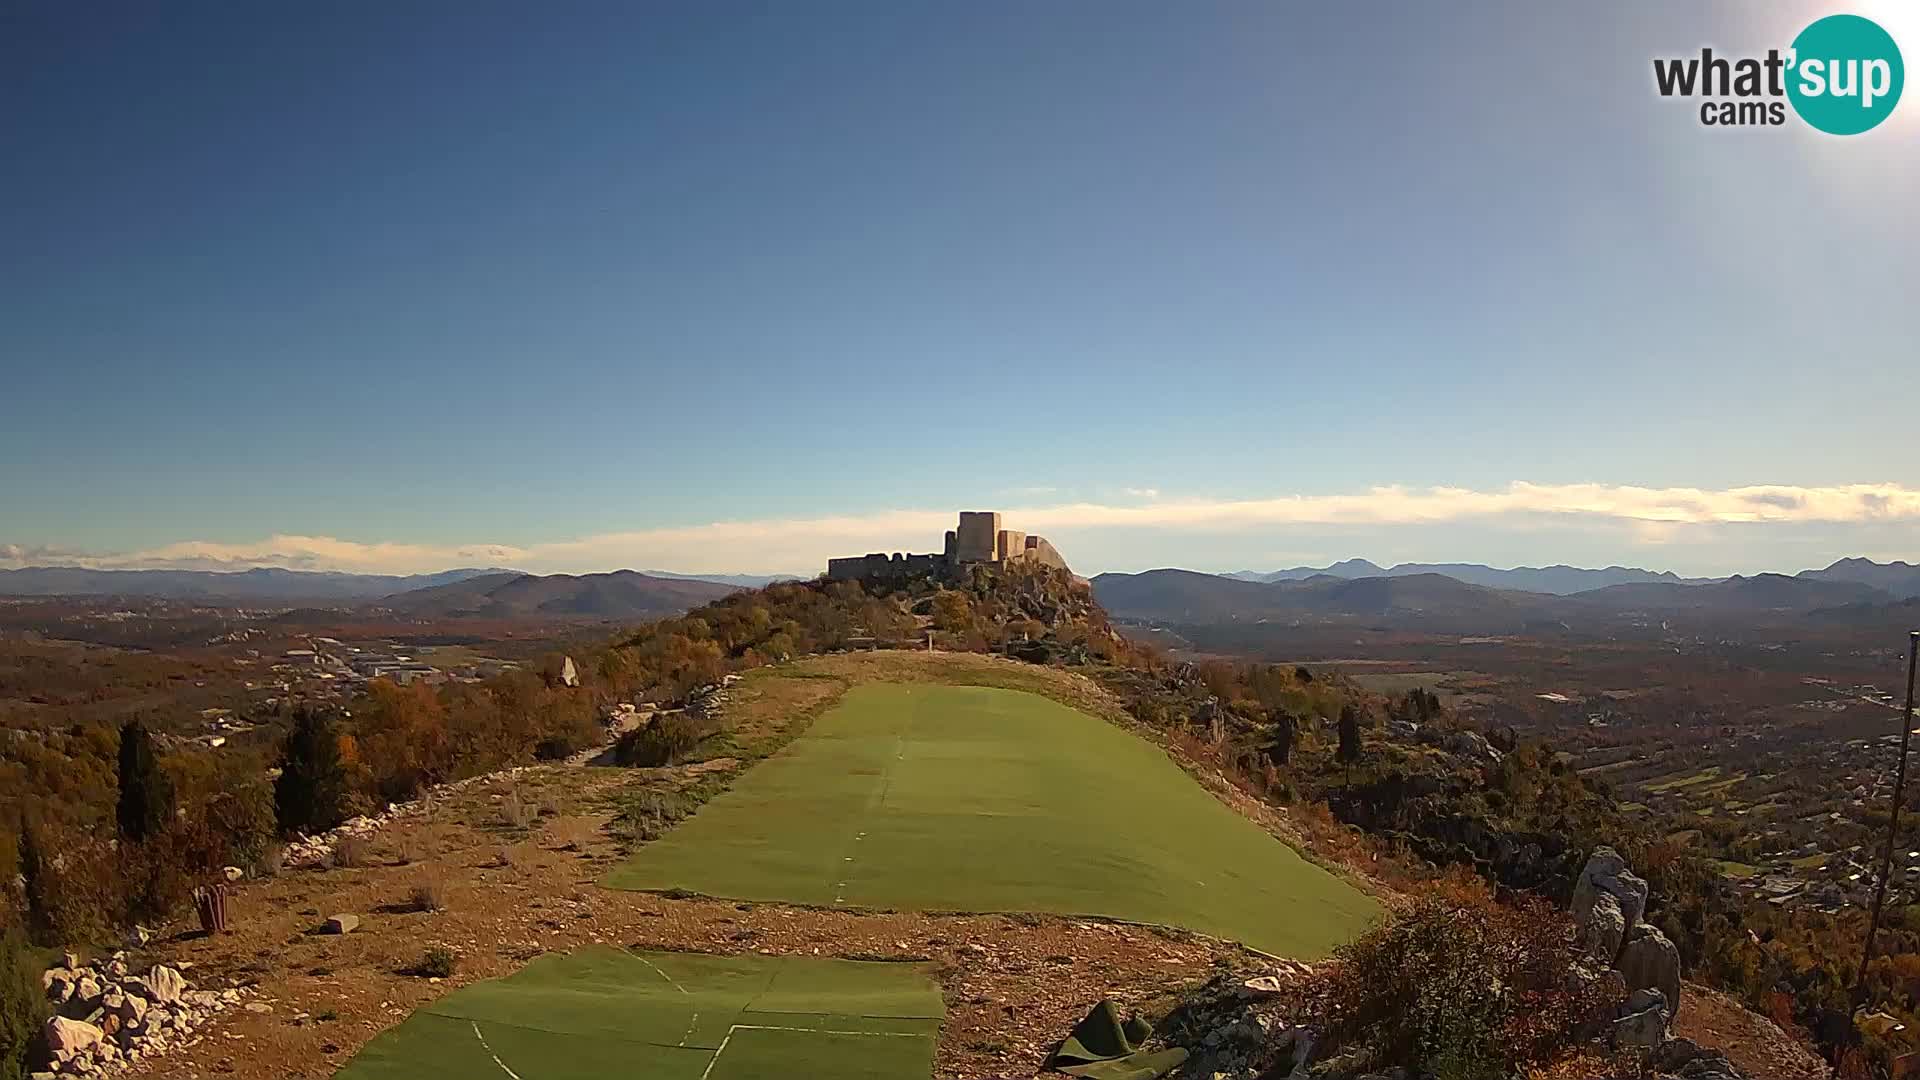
[1569,846,1684,1045]
[1618,924,1683,1023]
[1579,889,1626,963]
[1571,845,1648,955]
[1151,964,1318,1078]
[1613,1001,1668,1049]
[1652,1035,1743,1079]
[36,953,254,1077]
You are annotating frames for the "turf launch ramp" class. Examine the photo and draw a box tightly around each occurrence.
[334,947,942,1080]
[606,683,1379,957]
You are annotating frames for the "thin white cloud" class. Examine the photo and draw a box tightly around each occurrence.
[6,481,1917,577]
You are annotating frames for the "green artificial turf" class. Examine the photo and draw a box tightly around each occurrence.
[606,683,1379,957]
[334,947,941,1080]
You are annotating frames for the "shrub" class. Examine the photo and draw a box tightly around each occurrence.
[203,780,277,872]
[408,881,445,913]
[501,785,533,830]
[613,714,710,768]
[613,790,693,846]
[326,835,368,870]
[118,826,204,926]
[18,821,117,947]
[1316,884,1617,1079]
[412,946,457,979]
[275,709,348,837]
[0,928,48,1080]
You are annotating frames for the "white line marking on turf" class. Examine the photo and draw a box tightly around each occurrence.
[701,1021,928,1078]
[637,955,700,1046]
[698,1031,734,1080]
[730,1024,925,1037]
[471,1021,525,1080]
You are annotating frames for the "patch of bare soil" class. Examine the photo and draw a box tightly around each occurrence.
[117,763,1233,1080]
[1675,984,1828,1080]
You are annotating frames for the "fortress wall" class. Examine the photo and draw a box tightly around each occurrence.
[956,511,1002,563]
[1023,536,1068,570]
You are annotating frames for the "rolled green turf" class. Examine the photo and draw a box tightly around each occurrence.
[605,683,1379,957]
[334,948,941,1080]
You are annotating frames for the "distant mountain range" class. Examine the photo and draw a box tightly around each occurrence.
[638,570,798,589]
[1798,557,1920,600]
[1097,557,1920,627]
[0,564,760,615]
[0,565,513,602]
[1093,569,1557,625]
[1225,559,1709,595]
[378,570,737,619]
[1568,573,1886,611]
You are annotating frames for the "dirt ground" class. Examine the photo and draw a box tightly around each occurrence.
[1675,984,1829,1080]
[116,762,1240,1080]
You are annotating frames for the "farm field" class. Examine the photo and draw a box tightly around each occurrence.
[336,947,942,1080]
[605,682,1379,958]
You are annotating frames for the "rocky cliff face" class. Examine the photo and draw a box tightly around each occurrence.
[1568,846,1738,1075]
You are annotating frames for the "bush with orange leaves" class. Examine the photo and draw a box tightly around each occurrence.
[1313,879,1622,1080]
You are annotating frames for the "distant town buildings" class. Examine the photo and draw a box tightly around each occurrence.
[826,511,1069,582]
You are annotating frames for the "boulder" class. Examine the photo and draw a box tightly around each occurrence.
[1612,1002,1668,1049]
[1653,1036,1738,1076]
[141,965,186,1005]
[1445,730,1501,762]
[323,914,361,935]
[72,974,101,1004]
[45,1016,103,1054]
[1579,889,1626,963]
[1618,925,1683,1021]
[1626,987,1668,1017]
[107,991,147,1026]
[1571,846,1649,936]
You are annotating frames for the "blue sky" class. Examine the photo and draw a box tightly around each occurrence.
[3,1,1916,577]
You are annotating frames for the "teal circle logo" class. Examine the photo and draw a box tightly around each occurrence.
[1788,14,1904,135]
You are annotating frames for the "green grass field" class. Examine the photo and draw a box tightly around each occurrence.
[606,683,1379,957]
[335,948,942,1080]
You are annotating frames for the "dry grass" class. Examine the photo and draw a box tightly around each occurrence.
[327,835,369,869]
[501,784,533,829]
[407,880,446,912]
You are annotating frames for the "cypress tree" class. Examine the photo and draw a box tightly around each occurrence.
[116,720,174,843]
[16,821,49,946]
[275,709,348,836]
[1266,712,1296,767]
[1338,704,1363,786]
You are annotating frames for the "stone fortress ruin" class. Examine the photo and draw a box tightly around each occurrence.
[826,511,1069,582]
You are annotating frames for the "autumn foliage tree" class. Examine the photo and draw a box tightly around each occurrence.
[356,680,452,802]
